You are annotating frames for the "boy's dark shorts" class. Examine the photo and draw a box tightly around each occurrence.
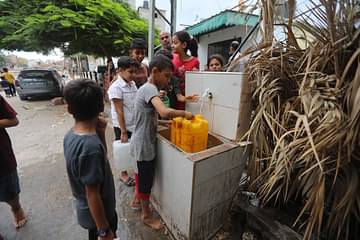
[0,170,20,202]
[137,159,155,195]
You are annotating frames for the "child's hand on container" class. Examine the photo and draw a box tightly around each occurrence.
[120,131,128,143]
[159,120,172,128]
[184,111,194,120]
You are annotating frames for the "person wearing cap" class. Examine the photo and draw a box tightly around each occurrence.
[129,38,149,88]
[228,40,240,63]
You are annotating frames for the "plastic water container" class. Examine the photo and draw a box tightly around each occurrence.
[170,115,208,153]
[113,141,133,171]
[161,95,170,107]
[171,117,183,146]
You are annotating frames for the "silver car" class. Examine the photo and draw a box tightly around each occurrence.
[16,69,65,100]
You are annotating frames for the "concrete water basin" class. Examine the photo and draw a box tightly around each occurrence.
[151,128,248,240]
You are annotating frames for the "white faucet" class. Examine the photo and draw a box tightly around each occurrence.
[202,88,213,99]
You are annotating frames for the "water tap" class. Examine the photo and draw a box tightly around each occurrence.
[202,88,213,99]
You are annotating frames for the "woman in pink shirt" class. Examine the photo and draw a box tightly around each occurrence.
[171,31,200,110]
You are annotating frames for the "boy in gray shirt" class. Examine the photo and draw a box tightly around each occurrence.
[63,79,117,240]
[130,55,194,229]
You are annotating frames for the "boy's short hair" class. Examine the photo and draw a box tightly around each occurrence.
[117,56,140,69]
[130,38,147,50]
[3,67,8,72]
[149,55,174,72]
[64,79,104,121]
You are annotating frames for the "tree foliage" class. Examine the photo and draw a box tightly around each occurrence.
[0,52,6,66]
[0,0,155,57]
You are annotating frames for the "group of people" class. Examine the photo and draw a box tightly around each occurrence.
[0,68,17,97]
[63,56,193,239]
[64,30,238,239]
[64,30,223,239]
[0,30,232,240]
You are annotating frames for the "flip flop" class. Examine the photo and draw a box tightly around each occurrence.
[120,177,135,187]
[15,218,27,229]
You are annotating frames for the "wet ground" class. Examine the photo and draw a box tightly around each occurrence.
[0,94,167,240]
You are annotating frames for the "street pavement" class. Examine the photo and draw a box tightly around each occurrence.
[0,93,168,240]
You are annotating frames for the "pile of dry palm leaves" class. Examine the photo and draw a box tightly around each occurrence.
[238,0,360,239]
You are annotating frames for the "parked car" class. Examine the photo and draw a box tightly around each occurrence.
[16,69,65,100]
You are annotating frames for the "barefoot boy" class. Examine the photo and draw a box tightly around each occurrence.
[130,55,194,229]
[0,95,27,230]
[63,79,117,240]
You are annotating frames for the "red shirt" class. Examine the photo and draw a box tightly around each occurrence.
[0,95,17,175]
[172,53,200,110]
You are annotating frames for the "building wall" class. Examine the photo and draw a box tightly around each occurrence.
[138,7,168,32]
[87,56,97,72]
[197,25,253,70]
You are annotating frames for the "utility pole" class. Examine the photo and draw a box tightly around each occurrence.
[148,0,156,61]
[170,0,177,35]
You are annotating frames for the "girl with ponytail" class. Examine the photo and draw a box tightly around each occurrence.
[171,31,200,110]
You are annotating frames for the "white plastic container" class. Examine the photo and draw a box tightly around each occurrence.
[112,141,133,172]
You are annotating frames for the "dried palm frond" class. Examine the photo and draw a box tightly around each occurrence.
[237,0,360,239]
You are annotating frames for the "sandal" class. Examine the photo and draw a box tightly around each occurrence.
[120,177,135,187]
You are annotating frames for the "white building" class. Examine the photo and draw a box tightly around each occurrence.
[137,0,168,32]
[186,10,259,70]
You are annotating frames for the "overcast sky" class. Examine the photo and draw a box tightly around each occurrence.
[138,0,240,29]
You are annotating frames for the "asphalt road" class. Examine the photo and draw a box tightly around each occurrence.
[0,93,167,240]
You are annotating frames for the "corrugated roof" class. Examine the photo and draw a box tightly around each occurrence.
[186,10,259,37]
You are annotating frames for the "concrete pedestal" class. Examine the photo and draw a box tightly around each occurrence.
[152,129,248,240]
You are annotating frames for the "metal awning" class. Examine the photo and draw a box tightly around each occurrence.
[186,10,259,37]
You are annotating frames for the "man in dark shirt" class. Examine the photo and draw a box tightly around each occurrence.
[0,95,27,230]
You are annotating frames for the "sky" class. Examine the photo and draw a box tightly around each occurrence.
[138,0,239,28]
[5,49,64,62]
[9,0,239,61]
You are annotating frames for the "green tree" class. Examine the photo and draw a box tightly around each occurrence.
[0,52,6,66]
[0,0,157,57]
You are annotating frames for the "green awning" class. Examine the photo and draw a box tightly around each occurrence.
[186,10,259,37]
